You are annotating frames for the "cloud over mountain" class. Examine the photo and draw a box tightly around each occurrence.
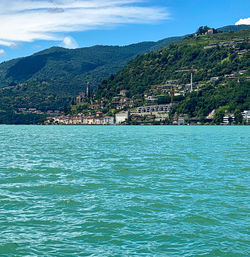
[0,49,6,56]
[63,36,79,49]
[0,0,168,47]
[235,17,250,25]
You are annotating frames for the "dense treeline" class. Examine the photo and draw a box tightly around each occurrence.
[172,80,250,123]
[0,111,45,124]
[0,80,73,111]
[0,37,187,89]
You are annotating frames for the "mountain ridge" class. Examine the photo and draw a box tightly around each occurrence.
[0,36,185,88]
[1,25,249,90]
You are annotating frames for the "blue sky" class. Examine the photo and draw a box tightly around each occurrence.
[0,0,249,62]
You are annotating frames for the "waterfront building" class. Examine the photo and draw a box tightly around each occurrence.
[115,111,129,124]
[222,114,234,125]
[178,116,187,125]
[137,104,172,114]
[242,110,250,123]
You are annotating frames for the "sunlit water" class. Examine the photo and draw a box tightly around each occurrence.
[0,125,249,256]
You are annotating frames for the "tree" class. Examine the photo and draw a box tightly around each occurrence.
[234,110,243,124]
[197,26,210,35]
[213,108,225,124]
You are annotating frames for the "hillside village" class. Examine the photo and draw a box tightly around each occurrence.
[0,27,249,125]
[44,33,250,126]
[45,73,250,126]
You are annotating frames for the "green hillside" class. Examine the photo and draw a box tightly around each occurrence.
[95,29,250,123]
[0,37,187,89]
[0,24,248,90]
[0,37,186,118]
[218,24,250,32]
[0,25,249,124]
[97,29,250,97]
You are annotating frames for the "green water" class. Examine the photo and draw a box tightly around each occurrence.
[0,126,249,256]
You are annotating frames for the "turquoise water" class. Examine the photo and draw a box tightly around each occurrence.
[0,125,249,256]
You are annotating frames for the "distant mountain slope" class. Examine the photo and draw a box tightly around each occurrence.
[0,25,248,90]
[218,24,250,32]
[0,35,186,115]
[0,37,186,89]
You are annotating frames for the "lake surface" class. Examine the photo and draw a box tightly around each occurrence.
[0,125,249,256]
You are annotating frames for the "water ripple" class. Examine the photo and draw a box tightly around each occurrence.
[0,125,249,256]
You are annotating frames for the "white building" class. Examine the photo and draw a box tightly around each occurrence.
[242,110,250,123]
[115,111,129,124]
[137,104,172,114]
[223,114,234,125]
[178,116,187,125]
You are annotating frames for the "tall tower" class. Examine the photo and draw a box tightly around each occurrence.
[86,82,90,98]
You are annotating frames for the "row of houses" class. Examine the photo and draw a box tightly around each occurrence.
[48,114,115,125]
[218,110,250,125]
[173,110,250,126]
[46,103,173,125]
[204,38,247,50]
[136,104,172,114]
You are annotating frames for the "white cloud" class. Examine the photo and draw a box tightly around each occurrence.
[0,49,6,56]
[0,40,17,48]
[235,18,250,25]
[0,0,169,47]
[63,36,78,49]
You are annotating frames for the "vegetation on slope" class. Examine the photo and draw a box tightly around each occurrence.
[97,29,250,98]
[0,37,187,89]
[0,36,186,123]
[171,80,249,124]
[0,25,249,124]
[95,29,250,122]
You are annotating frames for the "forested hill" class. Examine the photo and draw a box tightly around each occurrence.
[96,29,250,98]
[0,24,249,90]
[95,29,250,121]
[0,36,186,89]
[218,24,250,32]
[0,25,249,124]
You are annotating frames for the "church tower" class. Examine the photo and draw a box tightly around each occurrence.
[86,82,90,98]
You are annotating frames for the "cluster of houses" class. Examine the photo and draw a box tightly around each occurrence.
[17,108,62,115]
[222,111,250,125]
[44,71,250,125]
[0,82,28,91]
[204,37,249,54]
[45,111,131,125]
[223,71,250,81]
[44,107,250,126]
[45,104,174,125]
[46,113,115,125]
